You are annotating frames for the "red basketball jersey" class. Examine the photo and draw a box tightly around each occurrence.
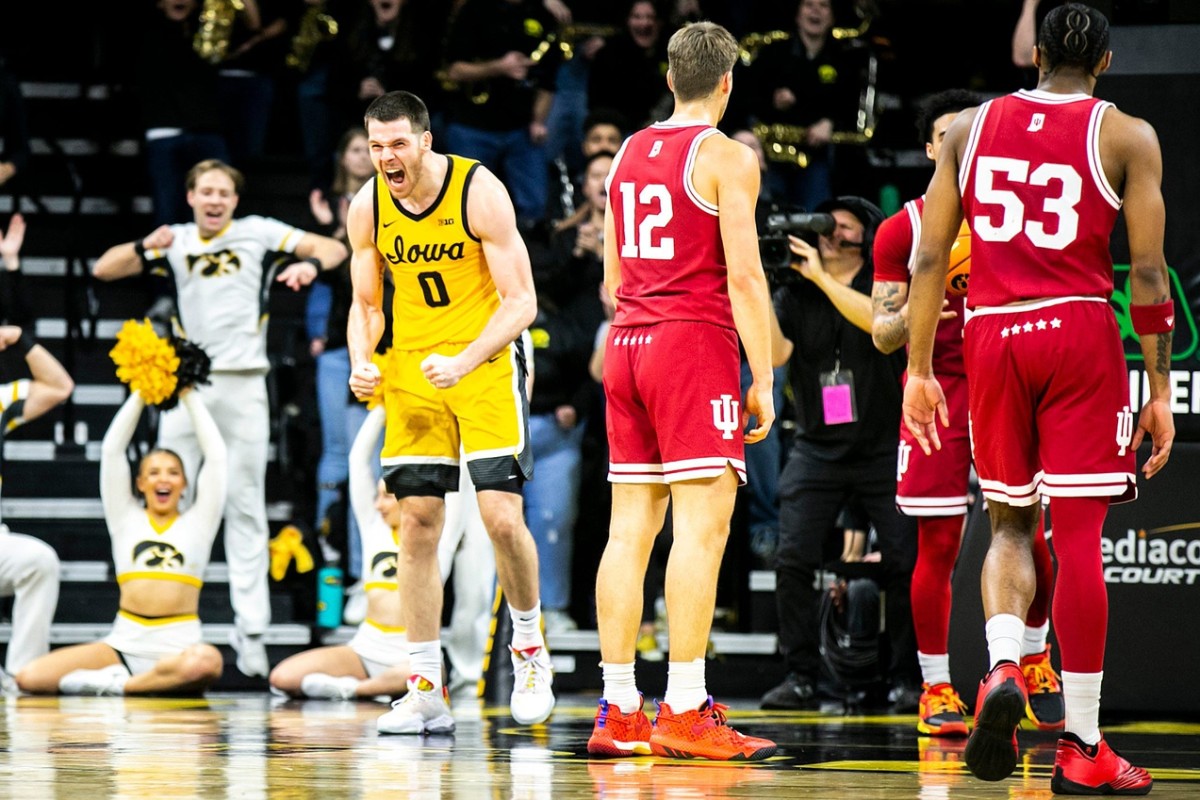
[873,197,966,377]
[606,122,734,329]
[960,89,1121,308]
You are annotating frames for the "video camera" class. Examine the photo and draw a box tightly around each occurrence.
[758,207,836,274]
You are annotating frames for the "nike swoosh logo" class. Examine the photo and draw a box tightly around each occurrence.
[487,355,502,364]
[383,219,397,228]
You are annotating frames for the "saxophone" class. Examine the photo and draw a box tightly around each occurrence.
[286,3,338,72]
[739,31,883,166]
[194,0,246,65]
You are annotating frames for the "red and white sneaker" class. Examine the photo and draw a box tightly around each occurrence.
[964,662,1028,782]
[587,695,653,757]
[1051,733,1153,795]
[1021,644,1066,731]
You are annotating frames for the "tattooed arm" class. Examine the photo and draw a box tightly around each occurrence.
[871,279,910,354]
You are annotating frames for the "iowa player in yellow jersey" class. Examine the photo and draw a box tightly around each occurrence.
[346,91,554,733]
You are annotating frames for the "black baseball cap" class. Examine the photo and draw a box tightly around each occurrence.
[815,196,885,234]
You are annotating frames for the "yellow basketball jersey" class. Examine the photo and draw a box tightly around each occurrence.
[374,155,499,350]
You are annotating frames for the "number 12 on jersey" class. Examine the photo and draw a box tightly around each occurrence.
[618,182,675,260]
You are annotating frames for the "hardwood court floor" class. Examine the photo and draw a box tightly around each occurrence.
[2,692,1198,798]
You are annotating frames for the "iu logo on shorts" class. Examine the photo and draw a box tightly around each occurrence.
[1115,405,1134,456]
[896,440,912,481]
[711,394,740,440]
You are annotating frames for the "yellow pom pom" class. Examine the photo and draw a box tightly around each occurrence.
[363,348,391,410]
[109,319,180,406]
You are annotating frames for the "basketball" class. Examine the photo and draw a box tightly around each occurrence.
[946,222,971,297]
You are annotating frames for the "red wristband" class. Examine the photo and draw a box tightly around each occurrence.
[1130,300,1175,335]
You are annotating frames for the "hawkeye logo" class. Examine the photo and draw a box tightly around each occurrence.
[132,541,185,570]
[188,250,241,277]
[1101,524,1200,585]
[371,551,397,580]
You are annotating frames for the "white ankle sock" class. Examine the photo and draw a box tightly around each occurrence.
[1022,621,1049,657]
[601,661,640,714]
[406,640,444,690]
[508,602,545,651]
[1062,670,1103,745]
[663,658,707,713]
[60,664,128,695]
[108,668,129,695]
[985,614,1025,668]
[918,651,951,687]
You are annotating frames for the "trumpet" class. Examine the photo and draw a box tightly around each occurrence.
[286,3,338,72]
[194,0,246,65]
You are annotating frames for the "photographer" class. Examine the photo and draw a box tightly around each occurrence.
[762,196,919,712]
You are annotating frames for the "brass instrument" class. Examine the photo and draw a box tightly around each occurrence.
[833,15,872,40]
[737,12,874,66]
[738,30,790,67]
[557,23,617,61]
[440,23,617,105]
[753,52,879,166]
[194,0,246,65]
[286,3,338,72]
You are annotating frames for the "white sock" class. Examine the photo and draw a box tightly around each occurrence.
[601,661,640,714]
[108,670,129,695]
[406,639,444,691]
[1063,670,1103,745]
[663,658,707,713]
[918,652,952,687]
[102,664,129,695]
[1022,621,1049,657]
[60,665,129,695]
[985,614,1025,669]
[509,602,545,651]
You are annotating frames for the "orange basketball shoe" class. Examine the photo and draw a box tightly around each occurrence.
[917,682,969,737]
[587,696,653,757]
[1020,645,1066,731]
[1051,733,1153,795]
[649,696,776,761]
[964,662,1028,781]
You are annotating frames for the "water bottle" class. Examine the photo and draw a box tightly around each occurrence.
[316,565,344,628]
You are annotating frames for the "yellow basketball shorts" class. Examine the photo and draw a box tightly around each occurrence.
[381,339,531,495]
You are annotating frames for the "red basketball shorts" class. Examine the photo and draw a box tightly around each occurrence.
[603,320,746,485]
[897,371,971,516]
[964,297,1136,507]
